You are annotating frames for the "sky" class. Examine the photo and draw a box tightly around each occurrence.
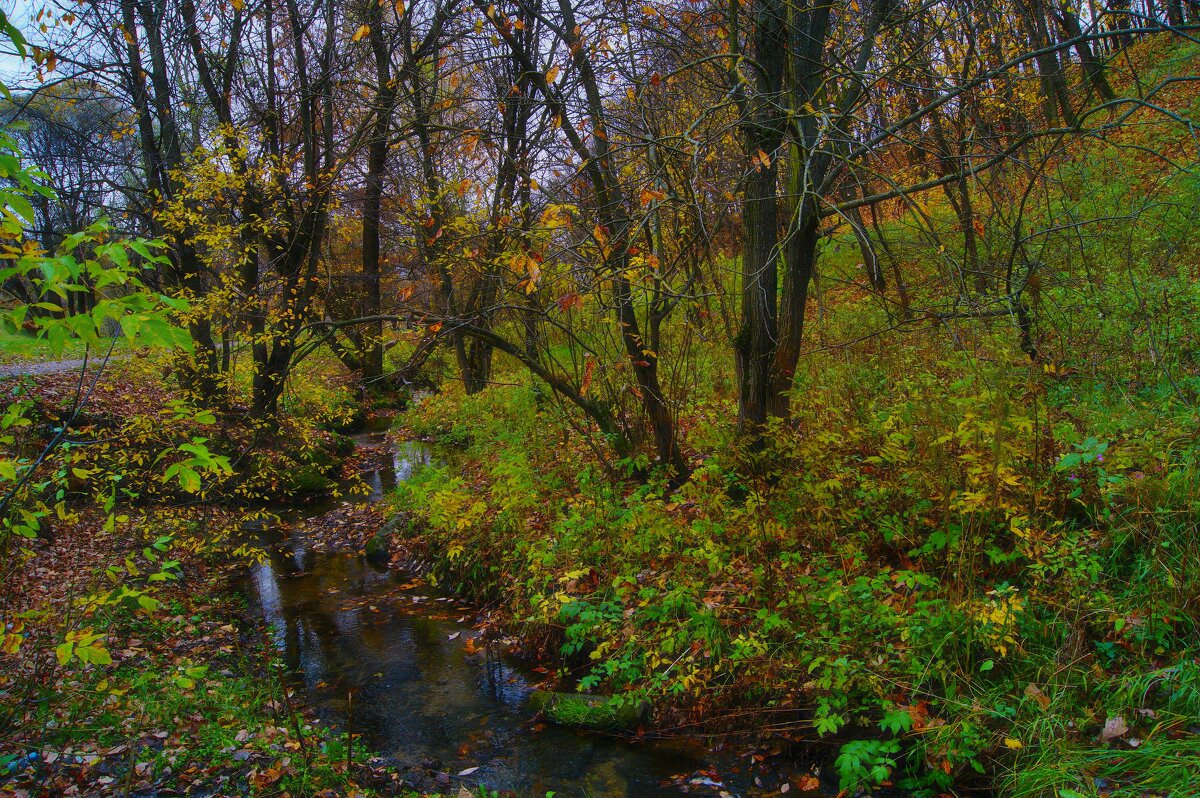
[0,0,61,88]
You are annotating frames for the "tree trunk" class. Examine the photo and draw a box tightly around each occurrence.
[1058,4,1117,102]
[847,204,884,292]
[361,3,395,385]
[734,0,786,433]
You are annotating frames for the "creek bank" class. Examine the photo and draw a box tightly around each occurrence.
[528,690,649,731]
[0,504,423,798]
[244,425,845,797]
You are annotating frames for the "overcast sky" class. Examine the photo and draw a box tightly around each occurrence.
[1,1,60,88]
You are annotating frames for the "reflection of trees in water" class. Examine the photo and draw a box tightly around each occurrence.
[247,442,715,796]
[257,550,698,797]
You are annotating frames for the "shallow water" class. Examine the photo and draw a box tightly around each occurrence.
[246,428,836,797]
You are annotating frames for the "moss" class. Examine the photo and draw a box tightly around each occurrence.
[364,533,390,566]
[282,463,337,494]
[323,402,367,434]
[369,387,411,411]
[327,431,356,457]
[528,690,648,731]
[296,446,338,473]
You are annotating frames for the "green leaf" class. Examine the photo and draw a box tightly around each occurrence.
[879,707,914,734]
[78,644,112,665]
[177,466,201,493]
[6,192,33,224]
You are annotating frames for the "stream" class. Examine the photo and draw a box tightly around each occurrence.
[245,423,837,797]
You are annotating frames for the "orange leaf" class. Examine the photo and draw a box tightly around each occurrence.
[640,188,666,206]
[794,775,820,791]
[580,356,596,396]
[556,293,584,312]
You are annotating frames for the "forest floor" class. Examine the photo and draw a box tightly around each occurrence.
[0,495,433,798]
[0,364,432,798]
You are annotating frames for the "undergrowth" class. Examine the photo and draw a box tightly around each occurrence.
[392,339,1199,796]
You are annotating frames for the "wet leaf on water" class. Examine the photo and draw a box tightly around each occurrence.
[794,774,820,791]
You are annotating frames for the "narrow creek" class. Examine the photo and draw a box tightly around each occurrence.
[244,423,839,797]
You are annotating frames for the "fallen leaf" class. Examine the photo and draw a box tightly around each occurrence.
[1099,716,1129,741]
[795,774,821,790]
[1023,683,1051,710]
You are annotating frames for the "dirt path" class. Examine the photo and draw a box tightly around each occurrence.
[0,358,108,378]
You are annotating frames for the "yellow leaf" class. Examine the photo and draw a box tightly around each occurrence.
[351,24,370,43]
[545,64,560,83]
[231,0,244,10]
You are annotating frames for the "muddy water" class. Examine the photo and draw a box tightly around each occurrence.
[246,426,834,797]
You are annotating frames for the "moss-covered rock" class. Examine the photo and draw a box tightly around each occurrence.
[527,690,647,731]
[323,403,367,434]
[327,432,356,457]
[364,533,390,566]
[282,463,337,494]
[369,388,412,411]
[296,446,338,474]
